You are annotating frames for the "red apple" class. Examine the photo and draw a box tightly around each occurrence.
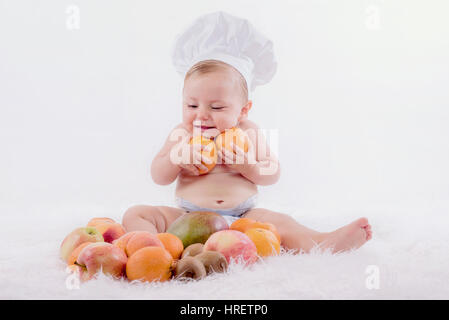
[203,230,258,265]
[75,242,127,280]
[60,227,103,262]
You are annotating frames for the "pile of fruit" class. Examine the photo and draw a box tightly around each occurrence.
[60,212,281,283]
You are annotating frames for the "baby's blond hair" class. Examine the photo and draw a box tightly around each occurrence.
[184,59,248,103]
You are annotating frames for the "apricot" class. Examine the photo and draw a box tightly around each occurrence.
[230,218,281,243]
[112,232,137,252]
[125,231,164,257]
[126,246,173,282]
[189,136,217,174]
[229,218,254,232]
[250,222,281,244]
[215,127,249,154]
[245,228,280,257]
[157,233,184,260]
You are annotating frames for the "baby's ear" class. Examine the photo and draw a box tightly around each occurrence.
[239,100,252,119]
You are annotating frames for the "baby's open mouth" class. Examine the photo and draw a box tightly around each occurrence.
[194,125,215,130]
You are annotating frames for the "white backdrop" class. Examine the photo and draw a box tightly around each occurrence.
[1,0,448,220]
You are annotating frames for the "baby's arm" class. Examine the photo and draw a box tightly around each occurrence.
[238,119,281,186]
[150,124,186,185]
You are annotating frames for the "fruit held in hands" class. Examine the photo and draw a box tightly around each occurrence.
[189,136,217,174]
[203,230,258,265]
[76,242,128,280]
[244,228,281,257]
[167,211,229,248]
[215,127,249,154]
[60,227,104,262]
[87,218,126,243]
[126,246,173,282]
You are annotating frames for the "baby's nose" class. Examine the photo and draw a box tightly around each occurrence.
[197,107,210,118]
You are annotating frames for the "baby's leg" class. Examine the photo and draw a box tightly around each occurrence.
[242,208,372,254]
[122,205,186,234]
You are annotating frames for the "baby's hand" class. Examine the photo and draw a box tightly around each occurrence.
[217,134,257,167]
[172,135,213,176]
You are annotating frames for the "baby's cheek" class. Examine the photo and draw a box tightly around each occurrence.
[215,118,237,132]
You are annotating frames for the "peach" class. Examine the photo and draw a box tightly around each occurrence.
[112,231,139,252]
[87,217,116,226]
[76,242,128,280]
[95,222,126,243]
[203,230,258,265]
[87,218,126,243]
[124,231,164,257]
[60,227,104,262]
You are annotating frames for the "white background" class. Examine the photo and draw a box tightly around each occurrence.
[1,0,448,221]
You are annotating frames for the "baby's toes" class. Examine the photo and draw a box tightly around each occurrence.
[357,217,369,227]
[364,225,373,240]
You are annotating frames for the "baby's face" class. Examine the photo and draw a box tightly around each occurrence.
[182,69,249,137]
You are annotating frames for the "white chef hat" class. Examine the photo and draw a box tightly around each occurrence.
[171,11,277,97]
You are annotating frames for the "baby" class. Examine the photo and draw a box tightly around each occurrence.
[122,12,372,254]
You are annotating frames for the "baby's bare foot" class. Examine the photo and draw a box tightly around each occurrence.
[318,217,372,253]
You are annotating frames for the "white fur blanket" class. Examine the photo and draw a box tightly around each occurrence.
[2,203,448,299]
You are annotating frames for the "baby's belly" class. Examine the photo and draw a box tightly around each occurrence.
[175,165,258,209]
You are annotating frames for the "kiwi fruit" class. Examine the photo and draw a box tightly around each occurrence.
[181,243,204,259]
[174,256,206,280]
[195,251,228,274]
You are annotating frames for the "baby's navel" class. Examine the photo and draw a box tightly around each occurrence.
[216,200,224,204]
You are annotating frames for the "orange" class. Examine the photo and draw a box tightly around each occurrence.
[189,136,217,174]
[156,233,184,260]
[66,242,92,265]
[230,218,281,243]
[215,127,249,153]
[245,228,280,257]
[126,246,173,282]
